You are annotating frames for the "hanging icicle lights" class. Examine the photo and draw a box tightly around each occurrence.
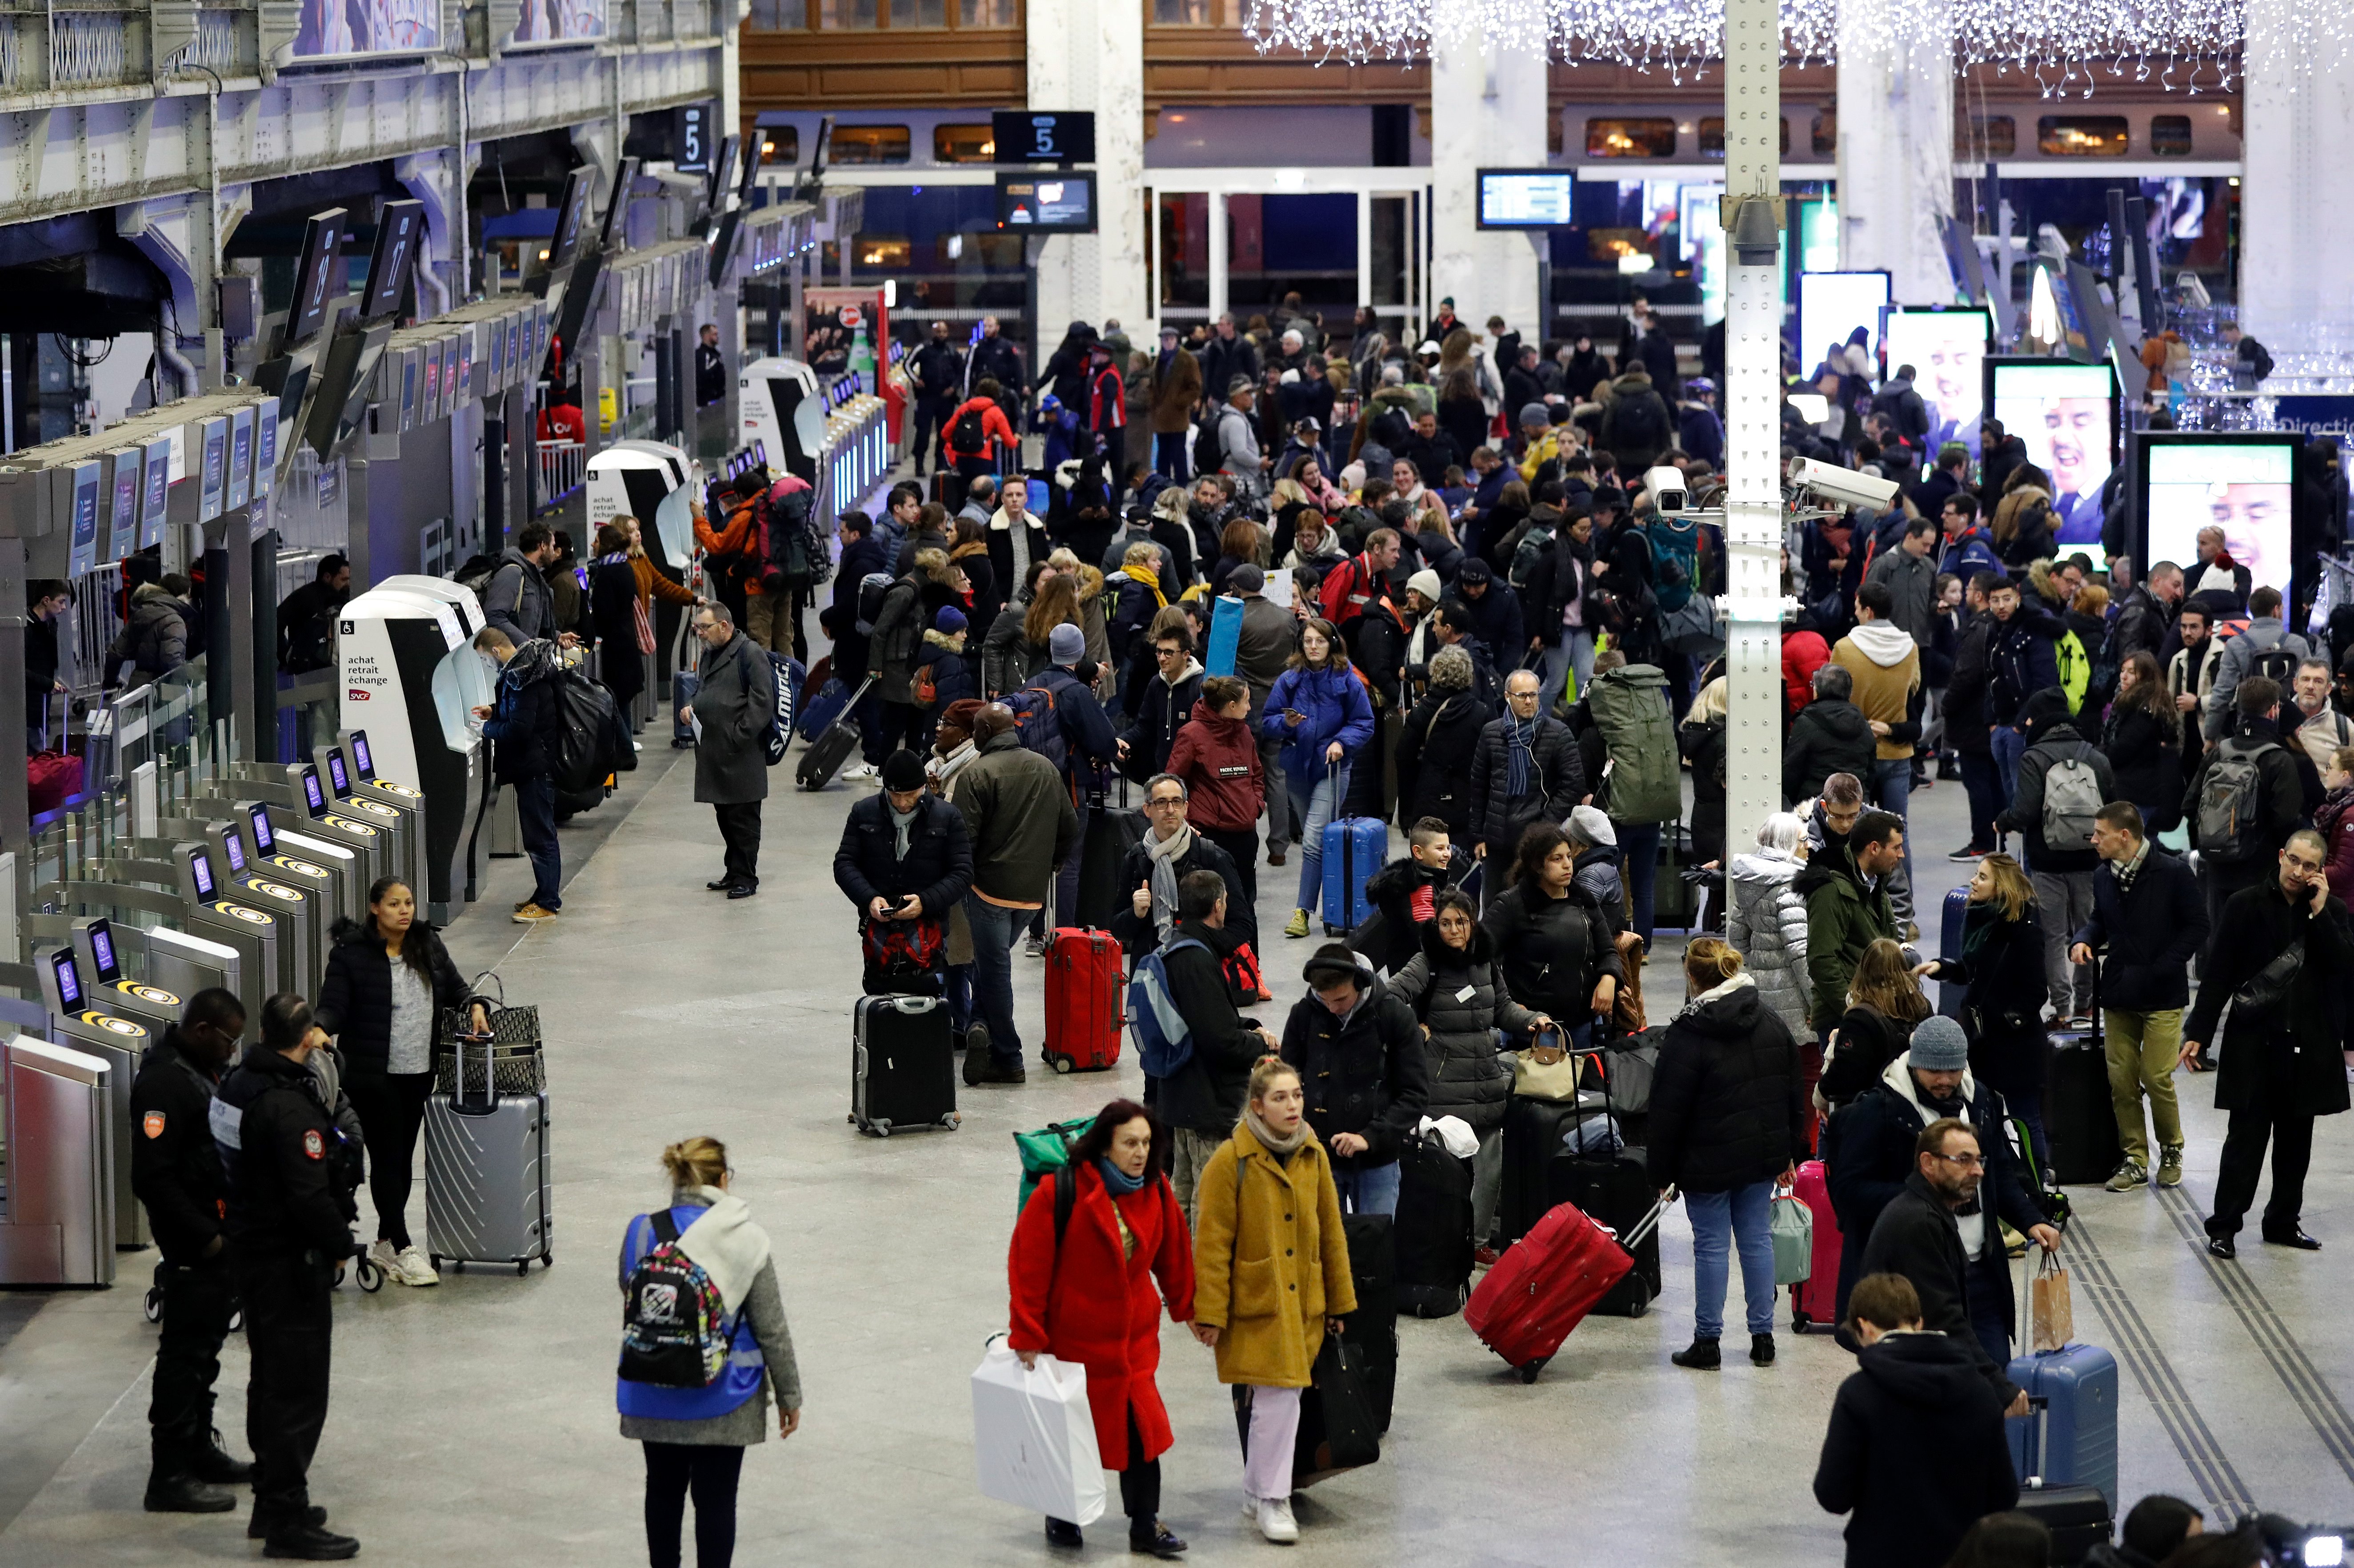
[1241,0,2330,96]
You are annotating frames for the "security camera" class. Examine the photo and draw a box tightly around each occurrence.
[1786,456,1900,513]
[1645,465,1689,516]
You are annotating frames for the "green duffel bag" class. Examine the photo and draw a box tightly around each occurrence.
[1012,1117,1097,1216]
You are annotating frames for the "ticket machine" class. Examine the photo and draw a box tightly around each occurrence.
[737,356,825,486]
[37,943,153,1248]
[584,440,698,573]
[335,581,494,920]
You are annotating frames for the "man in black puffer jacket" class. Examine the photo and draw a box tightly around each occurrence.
[1153,871,1280,1224]
[1281,944,1432,1217]
[832,750,974,998]
[1467,669,1585,870]
[1645,946,1809,1369]
[1784,663,1879,808]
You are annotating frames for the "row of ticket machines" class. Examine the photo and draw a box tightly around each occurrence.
[0,730,437,1286]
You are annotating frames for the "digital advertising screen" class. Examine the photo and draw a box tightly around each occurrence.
[1882,307,1991,457]
[996,174,1096,234]
[2140,435,2299,604]
[1799,270,1890,373]
[1987,358,2118,549]
[1477,170,1575,229]
[292,0,438,56]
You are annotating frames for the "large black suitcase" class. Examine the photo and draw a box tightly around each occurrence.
[1937,884,1970,1019]
[1392,1133,1475,1318]
[796,675,874,792]
[1498,1092,1608,1246]
[1337,1212,1396,1435]
[1543,1144,1662,1318]
[2011,1481,2112,1566]
[849,994,959,1136]
[2045,985,2122,1185]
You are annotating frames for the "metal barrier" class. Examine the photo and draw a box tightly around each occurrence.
[536,440,586,510]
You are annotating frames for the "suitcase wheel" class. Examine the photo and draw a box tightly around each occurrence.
[939,1114,960,1129]
[228,1306,243,1334]
[542,1252,555,1267]
[429,1254,441,1272]
[142,1288,163,1324]
[1516,1357,1550,1384]
[1622,1280,1651,1317]
[356,1258,384,1293]
[332,1263,345,1288]
[516,1261,529,1278]
[1049,1053,1074,1075]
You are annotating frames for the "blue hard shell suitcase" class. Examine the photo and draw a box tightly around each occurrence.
[1321,816,1386,935]
[2006,1342,2119,1511]
[1937,884,1969,1019]
[671,670,700,747]
[1205,595,1243,678]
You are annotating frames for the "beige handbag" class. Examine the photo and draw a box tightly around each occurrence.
[1512,1032,1584,1103]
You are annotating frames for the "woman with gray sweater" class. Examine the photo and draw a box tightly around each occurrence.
[617,1136,801,1568]
[1386,890,1551,1252]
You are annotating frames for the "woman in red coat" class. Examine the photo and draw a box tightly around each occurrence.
[1165,676,1267,906]
[1007,1099,1195,1559]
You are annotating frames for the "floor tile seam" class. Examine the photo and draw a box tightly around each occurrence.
[2068,1219,2254,1515]
[0,1351,156,1540]
[2153,1186,2354,1480]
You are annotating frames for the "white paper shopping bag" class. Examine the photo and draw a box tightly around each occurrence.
[970,1341,1106,1525]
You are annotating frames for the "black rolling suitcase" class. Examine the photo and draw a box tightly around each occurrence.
[1392,1132,1476,1317]
[1337,1212,1397,1434]
[797,675,875,792]
[2012,1481,2112,1566]
[1497,1091,1607,1246]
[1543,1144,1661,1317]
[2044,972,2122,1186]
[849,994,959,1136]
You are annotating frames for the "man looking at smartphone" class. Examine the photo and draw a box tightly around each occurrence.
[2181,828,2354,1258]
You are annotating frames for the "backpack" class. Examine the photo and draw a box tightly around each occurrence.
[1192,411,1223,476]
[1127,937,1208,1079]
[2039,745,2104,850]
[1013,1116,1097,1214]
[1648,516,1704,613]
[617,1210,734,1388]
[1507,521,1557,592]
[755,483,817,593]
[2195,738,2281,863]
[1585,665,1682,825]
[853,572,895,636]
[2245,640,2300,689]
[1002,682,1069,774]
[547,666,624,795]
[757,651,801,766]
[948,402,989,454]
[1611,392,1665,451]
[2054,630,2090,714]
[452,553,500,600]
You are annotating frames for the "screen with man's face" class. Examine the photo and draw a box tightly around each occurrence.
[1990,363,2115,547]
[1883,309,1990,458]
[2146,442,2296,603]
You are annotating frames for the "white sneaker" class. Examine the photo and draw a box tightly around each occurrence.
[842,763,880,783]
[1255,1496,1299,1544]
[366,1238,400,1280]
[388,1244,440,1287]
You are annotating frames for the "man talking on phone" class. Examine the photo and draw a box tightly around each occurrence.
[2180,828,2354,1258]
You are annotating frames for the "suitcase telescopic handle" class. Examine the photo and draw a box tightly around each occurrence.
[452,1029,499,1115]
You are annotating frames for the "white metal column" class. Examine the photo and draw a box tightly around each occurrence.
[1356,192,1373,317]
[1208,194,1230,324]
[1723,0,1786,860]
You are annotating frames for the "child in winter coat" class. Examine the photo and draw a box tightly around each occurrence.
[1386,890,1548,1250]
[913,606,977,747]
[1361,816,1475,973]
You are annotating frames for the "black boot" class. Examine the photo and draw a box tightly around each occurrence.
[1131,1519,1189,1557]
[1751,1332,1777,1366]
[263,1521,360,1560]
[144,1471,236,1513]
[249,1504,329,1540]
[1045,1517,1085,1548]
[186,1427,253,1485]
[1670,1337,1721,1369]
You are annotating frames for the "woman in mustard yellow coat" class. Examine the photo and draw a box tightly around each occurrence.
[1188,1057,1357,1545]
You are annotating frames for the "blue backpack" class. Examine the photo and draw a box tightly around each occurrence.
[1004,676,1072,774]
[1648,516,1704,613]
[1127,937,1207,1078]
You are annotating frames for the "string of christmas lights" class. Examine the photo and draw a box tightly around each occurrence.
[1240,0,2332,96]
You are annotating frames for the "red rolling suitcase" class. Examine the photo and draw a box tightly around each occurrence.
[1044,928,1123,1073]
[1464,1187,1674,1383]
[1788,1158,1843,1332]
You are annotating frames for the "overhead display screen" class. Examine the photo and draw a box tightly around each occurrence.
[1882,307,1991,457]
[995,174,1096,233]
[1477,170,1575,229]
[2144,437,2298,605]
[1988,359,2117,548]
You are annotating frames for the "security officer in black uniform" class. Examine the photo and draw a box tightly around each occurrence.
[694,322,728,408]
[128,986,252,1512]
[216,993,361,1560]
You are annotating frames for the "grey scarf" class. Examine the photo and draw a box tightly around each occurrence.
[1144,821,1194,944]
[1244,1105,1309,1159]
[889,799,921,860]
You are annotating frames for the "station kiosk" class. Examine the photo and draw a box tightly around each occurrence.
[313,745,423,906]
[335,580,495,920]
[0,1037,116,1286]
[585,440,699,572]
[737,356,825,485]
[36,944,155,1247]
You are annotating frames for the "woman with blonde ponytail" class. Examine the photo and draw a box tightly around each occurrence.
[616,1136,802,1568]
[1644,938,1808,1373]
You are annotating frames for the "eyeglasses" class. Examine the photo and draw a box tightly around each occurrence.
[1930,1151,1986,1169]
[1146,795,1186,810]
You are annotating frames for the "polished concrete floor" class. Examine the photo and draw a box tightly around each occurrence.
[6,713,2354,1565]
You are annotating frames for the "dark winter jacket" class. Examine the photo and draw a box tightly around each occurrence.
[1480,880,1625,1024]
[129,1030,231,1263]
[2101,701,2180,822]
[1278,955,1432,1171]
[1818,1006,1920,1107]
[830,533,889,683]
[1107,829,1255,961]
[1393,689,1487,842]
[482,545,555,647]
[913,628,976,713]
[2108,584,2172,668]
[690,631,776,807]
[1796,845,1898,1036]
[1813,1329,2018,1568]
[1680,717,1728,869]
[314,917,475,1084]
[1644,973,1807,1194]
[1467,713,1585,851]
[1450,584,1524,675]
[111,581,188,684]
[832,791,974,920]
[1153,920,1269,1134]
[2182,718,2307,867]
[1995,697,2114,874]
[1942,613,1994,759]
[954,728,1081,907]
[2183,878,2354,1118]
[1362,848,1475,949]
[217,1043,359,1260]
[1782,698,1877,811]
[2073,843,2205,1016]
[479,643,563,785]
[1985,605,2063,727]
[1385,921,1536,1132]
[1857,1172,2028,1411]
[1117,660,1204,783]
[1922,904,2050,1100]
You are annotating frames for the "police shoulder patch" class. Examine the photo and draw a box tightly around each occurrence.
[301,1128,324,1160]
[143,1110,166,1139]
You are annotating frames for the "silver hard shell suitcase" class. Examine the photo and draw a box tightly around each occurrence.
[426,1030,552,1275]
